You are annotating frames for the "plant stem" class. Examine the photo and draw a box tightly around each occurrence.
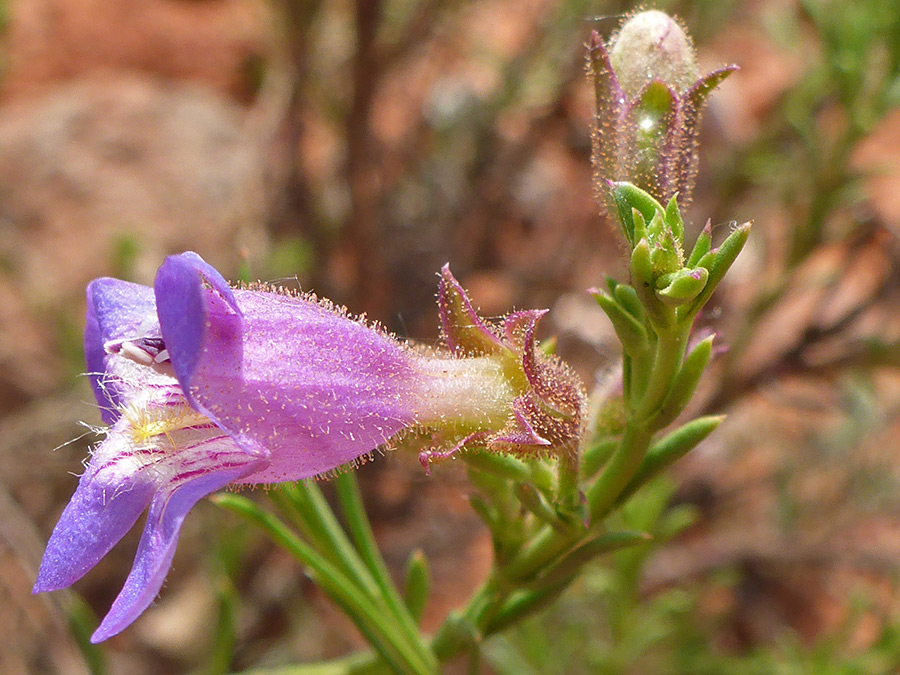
[214,495,435,675]
[635,330,688,423]
[586,424,654,522]
[333,473,438,672]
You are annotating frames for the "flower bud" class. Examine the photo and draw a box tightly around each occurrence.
[608,10,699,98]
[587,11,736,217]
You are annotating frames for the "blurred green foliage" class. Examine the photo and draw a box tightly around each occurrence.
[486,477,900,675]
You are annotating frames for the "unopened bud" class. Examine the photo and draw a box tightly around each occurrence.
[587,11,736,215]
[609,10,699,97]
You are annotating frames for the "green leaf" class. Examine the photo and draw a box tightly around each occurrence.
[686,219,712,267]
[593,291,649,354]
[655,335,714,427]
[529,530,650,590]
[332,473,435,670]
[612,282,644,320]
[664,194,685,244]
[484,578,577,636]
[631,238,671,329]
[655,267,708,306]
[213,494,434,675]
[403,549,430,626]
[581,437,619,479]
[632,207,649,243]
[615,415,724,506]
[683,221,751,318]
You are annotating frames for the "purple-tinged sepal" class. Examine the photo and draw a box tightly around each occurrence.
[438,264,506,356]
[424,267,587,465]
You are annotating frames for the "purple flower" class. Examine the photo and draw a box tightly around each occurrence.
[34,252,584,642]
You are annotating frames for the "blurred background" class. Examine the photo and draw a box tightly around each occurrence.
[3,0,900,672]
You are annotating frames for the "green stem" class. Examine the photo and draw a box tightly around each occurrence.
[333,473,438,672]
[556,451,581,517]
[634,330,688,423]
[214,494,434,675]
[586,424,653,523]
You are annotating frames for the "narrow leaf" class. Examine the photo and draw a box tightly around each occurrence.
[593,291,649,354]
[615,415,724,506]
[403,549,430,626]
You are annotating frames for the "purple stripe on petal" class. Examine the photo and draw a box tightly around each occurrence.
[85,278,158,423]
[90,456,264,643]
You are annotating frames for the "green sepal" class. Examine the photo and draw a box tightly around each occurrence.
[612,182,664,246]
[689,66,739,109]
[636,79,676,120]
[615,415,724,506]
[655,335,714,427]
[664,194,685,244]
[655,267,709,306]
[686,219,712,267]
[593,291,649,354]
[402,549,430,626]
[683,221,751,318]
